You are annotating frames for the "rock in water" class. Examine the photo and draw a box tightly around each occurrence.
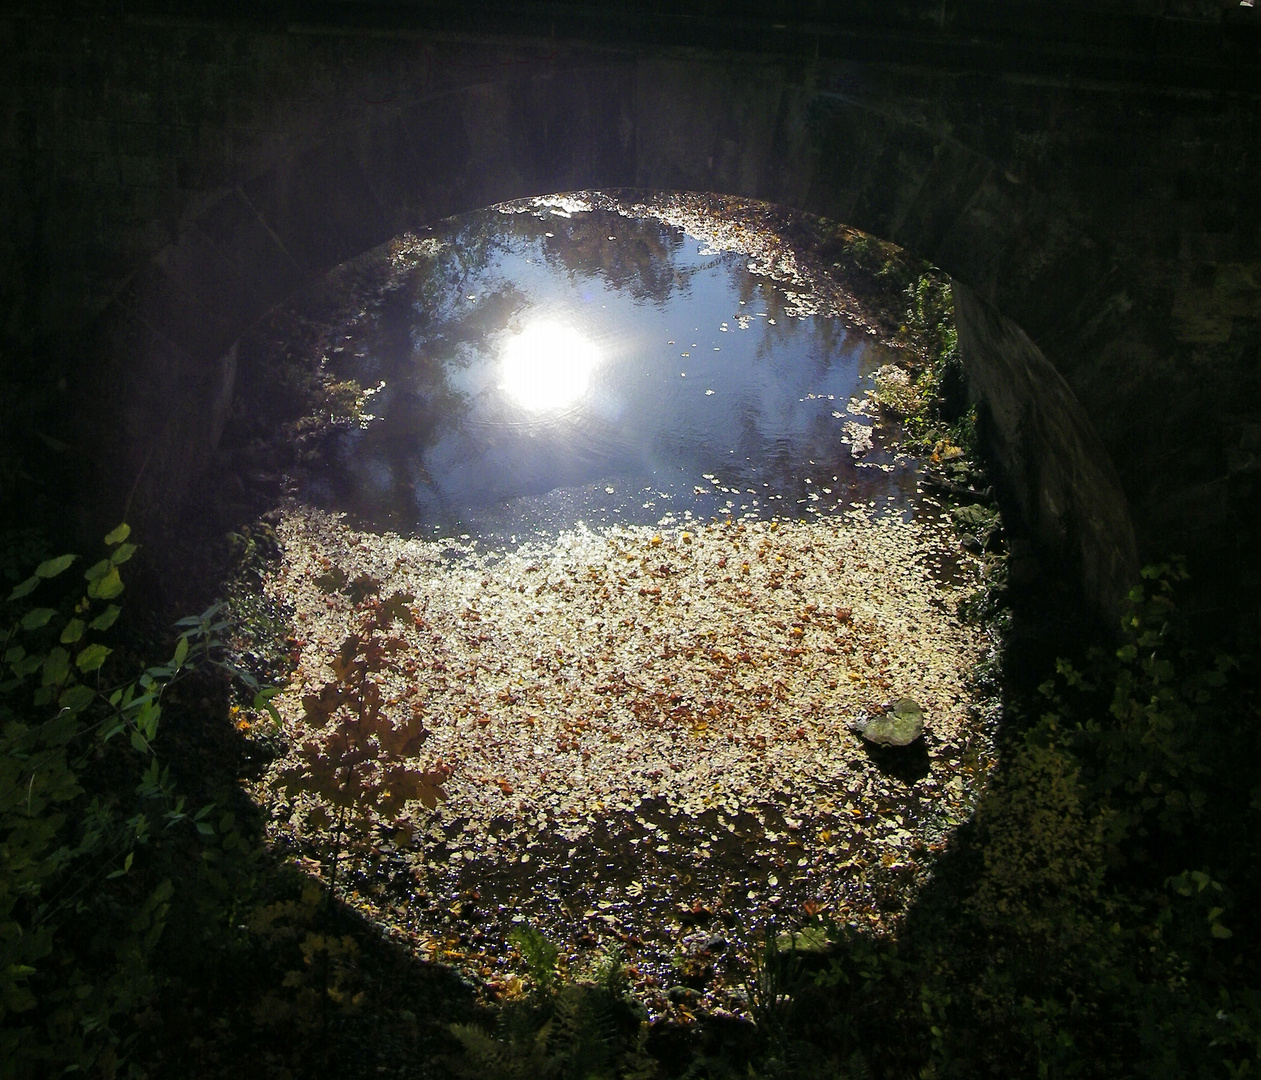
[854,697,924,747]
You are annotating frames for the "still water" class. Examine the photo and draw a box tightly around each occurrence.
[304,196,916,542]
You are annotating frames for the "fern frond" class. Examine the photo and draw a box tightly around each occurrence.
[448,1022,515,1075]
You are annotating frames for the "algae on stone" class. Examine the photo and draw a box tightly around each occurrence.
[854,697,925,747]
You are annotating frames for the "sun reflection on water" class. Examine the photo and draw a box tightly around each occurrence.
[499,320,600,412]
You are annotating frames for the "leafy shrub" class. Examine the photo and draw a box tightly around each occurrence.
[450,927,653,1080]
[0,525,266,1076]
[276,588,450,907]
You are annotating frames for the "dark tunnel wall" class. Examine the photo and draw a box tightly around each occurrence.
[2,5,1258,640]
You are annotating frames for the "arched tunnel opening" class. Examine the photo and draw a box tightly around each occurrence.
[202,190,1007,1010]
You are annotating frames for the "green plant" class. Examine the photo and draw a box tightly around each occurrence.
[449,926,653,1080]
[0,523,266,1076]
[1038,562,1234,860]
[277,588,450,910]
[743,922,807,1045]
[245,878,366,1031]
[899,274,957,368]
[510,924,561,996]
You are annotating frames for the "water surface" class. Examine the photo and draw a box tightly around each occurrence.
[307,199,916,542]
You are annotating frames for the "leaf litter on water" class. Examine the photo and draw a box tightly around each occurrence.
[250,501,998,1014]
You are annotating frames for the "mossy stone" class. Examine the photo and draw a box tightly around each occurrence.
[856,697,924,747]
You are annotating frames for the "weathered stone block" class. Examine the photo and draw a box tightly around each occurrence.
[194,189,306,313]
[240,134,391,273]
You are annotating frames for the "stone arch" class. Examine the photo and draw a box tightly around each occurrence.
[95,52,1135,620]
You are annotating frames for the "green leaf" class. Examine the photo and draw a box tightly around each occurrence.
[1211,923,1233,939]
[4,984,37,1013]
[91,567,124,601]
[110,542,138,566]
[171,635,189,669]
[253,687,283,723]
[58,683,96,712]
[89,604,121,631]
[20,608,56,630]
[130,729,149,753]
[42,647,70,687]
[7,576,40,601]
[84,559,110,583]
[12,654,42,678]
[136,701,161,739]
[76,643,111,672]
[108,851,135,880]
[60,618,85,644]
[35,554,76,579]
[104,523,131,545]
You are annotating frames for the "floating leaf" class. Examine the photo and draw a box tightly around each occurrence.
[331,634,361,683]
[302,684,343,727]
[378,719,427,759]
[378,591,416,626]
[347,573,381,604]
[315,566,348,593]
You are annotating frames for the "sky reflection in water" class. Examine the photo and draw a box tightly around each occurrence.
[309,202,918,542]
[499,320,601,413]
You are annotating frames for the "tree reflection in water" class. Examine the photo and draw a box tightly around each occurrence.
[289,195,918,542]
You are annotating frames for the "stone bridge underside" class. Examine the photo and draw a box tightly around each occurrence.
[4,4,1259,640]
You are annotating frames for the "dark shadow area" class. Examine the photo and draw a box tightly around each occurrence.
[861,739,931,785]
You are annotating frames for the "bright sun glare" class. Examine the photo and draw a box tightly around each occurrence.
[500,320,600,412]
